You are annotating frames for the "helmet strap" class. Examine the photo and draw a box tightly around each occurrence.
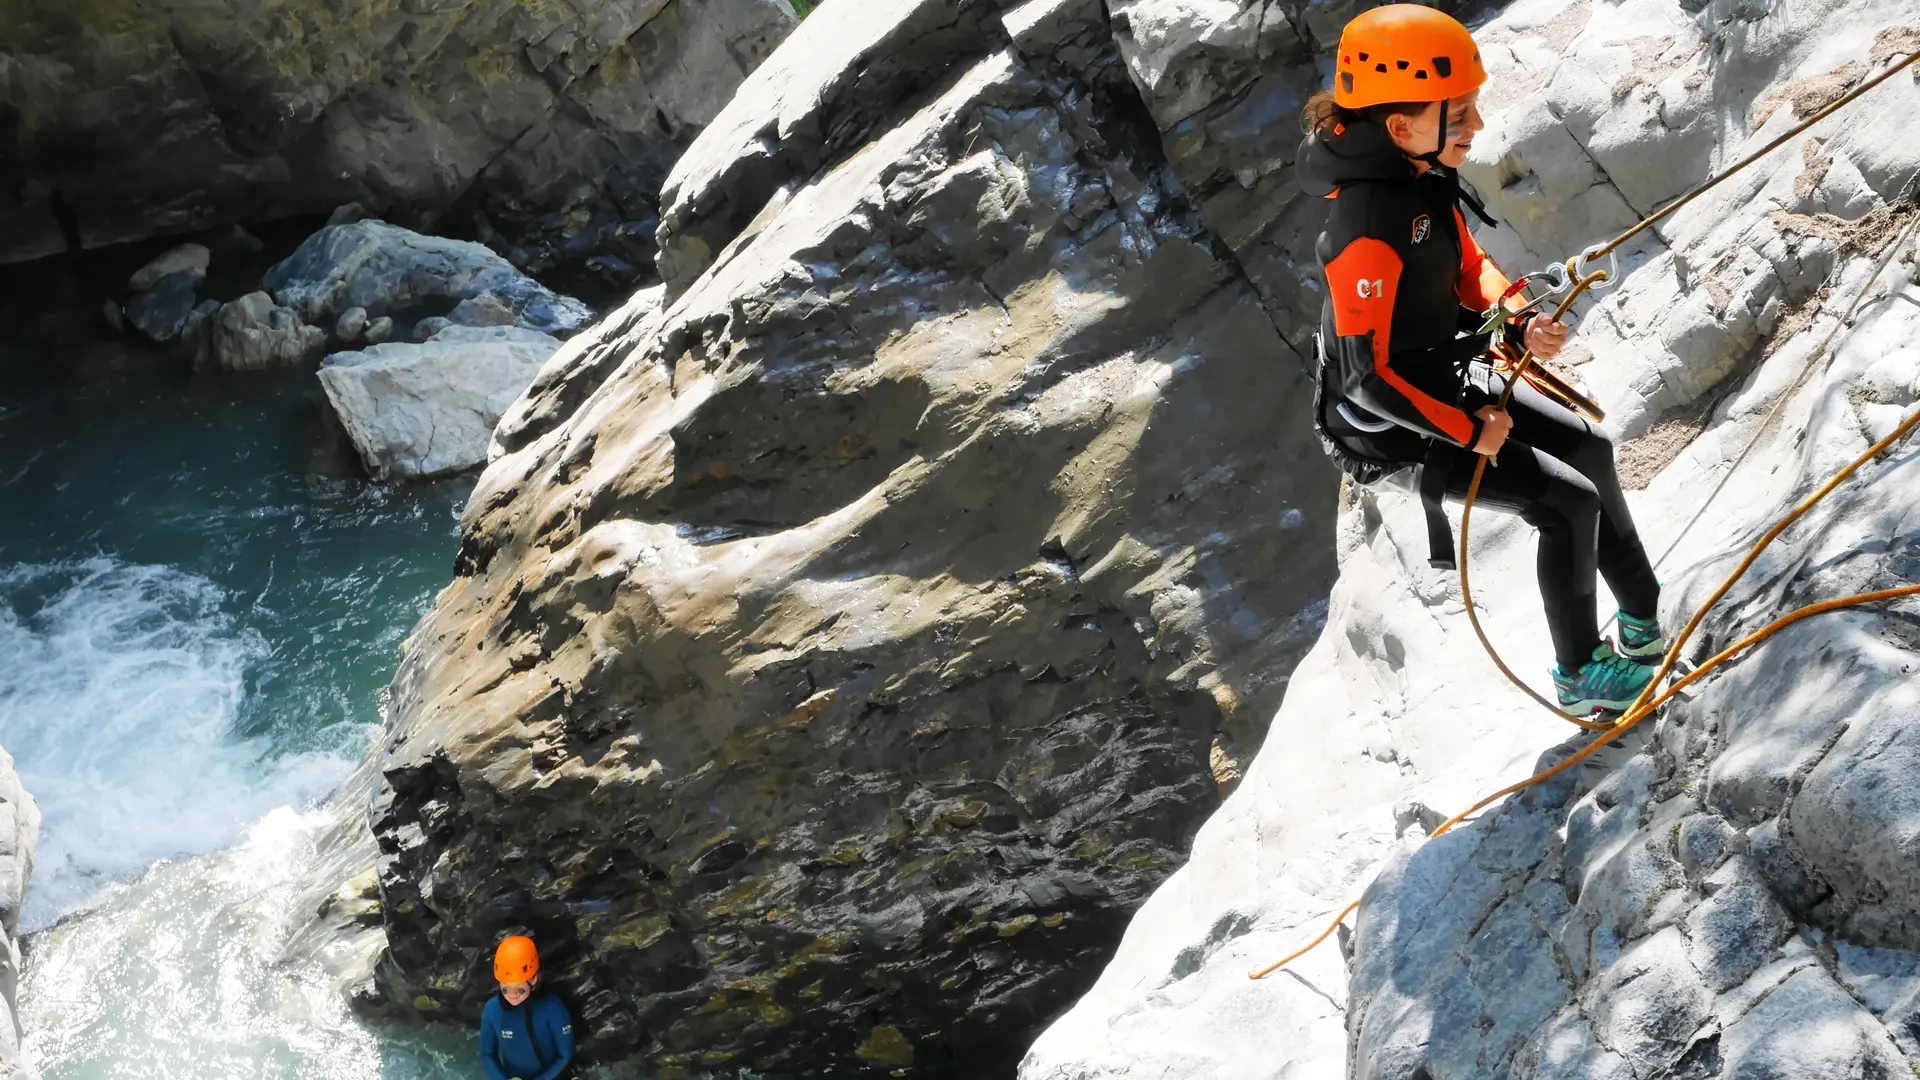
[1414,97,1450,167]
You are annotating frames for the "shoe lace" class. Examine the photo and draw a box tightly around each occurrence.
[1587,650,1648,693]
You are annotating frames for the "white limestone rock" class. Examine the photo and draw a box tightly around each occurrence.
[318,325,562,480]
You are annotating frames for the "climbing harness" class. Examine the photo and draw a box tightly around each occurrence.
[1250,44,1920,981]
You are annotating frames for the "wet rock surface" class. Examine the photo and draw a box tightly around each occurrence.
[0,0,796,295]
[366,0,1340,1075]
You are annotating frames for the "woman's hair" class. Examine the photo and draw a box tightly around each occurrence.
[1300,88,1435,138]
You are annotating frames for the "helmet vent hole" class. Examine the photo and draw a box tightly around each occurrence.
[1341,72,1355,94]
[1358,52,1369,61]
[1396,59,1409,70]
[1375,63,1388,72]
[1415,69,1428,79]
[1432,56,1453,78]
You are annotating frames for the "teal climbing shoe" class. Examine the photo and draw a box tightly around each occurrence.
[1614,609,1669,664]
[1553,642,1658,714]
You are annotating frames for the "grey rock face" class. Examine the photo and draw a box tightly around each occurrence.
[655,0,1025,297]
[124,272,200,342]
[319,326,562,480]
[263,221,592,338]
[367,0,1340,1075]
[0,0,797,293]
[206,292,327,371]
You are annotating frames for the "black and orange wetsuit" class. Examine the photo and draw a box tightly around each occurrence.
[1298,119,1660,673]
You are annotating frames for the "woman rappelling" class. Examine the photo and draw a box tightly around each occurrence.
[1299,4,1669,713]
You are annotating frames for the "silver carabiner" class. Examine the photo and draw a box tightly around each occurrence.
[1541,262,1573,294]
[1569,243,1621,290]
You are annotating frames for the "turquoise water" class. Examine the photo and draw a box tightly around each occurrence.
[0,362,476,1077]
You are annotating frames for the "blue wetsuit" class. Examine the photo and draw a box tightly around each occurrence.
[478,991,574,1080]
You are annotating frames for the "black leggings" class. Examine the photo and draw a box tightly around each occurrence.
[1439,365,1661,672]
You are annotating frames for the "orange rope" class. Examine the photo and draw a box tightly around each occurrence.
[1247,901,1361,981]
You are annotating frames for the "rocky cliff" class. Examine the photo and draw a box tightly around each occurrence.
[0,0,796,295]
[1024,1,1920,1077]
[365,0,1352,1075]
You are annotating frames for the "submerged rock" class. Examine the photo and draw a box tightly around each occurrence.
[318,326,563,481]
[263,221,592,338]
[366,0,1339,1075]
[0,0,797,284]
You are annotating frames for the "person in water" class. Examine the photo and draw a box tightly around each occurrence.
[1299,4,1669,713]
[479,935,575,1080]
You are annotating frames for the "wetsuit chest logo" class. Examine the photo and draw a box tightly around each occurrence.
[1412,214,1432,244]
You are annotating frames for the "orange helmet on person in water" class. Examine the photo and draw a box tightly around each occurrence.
[494,935,539,984]
[1334,4,1487,109]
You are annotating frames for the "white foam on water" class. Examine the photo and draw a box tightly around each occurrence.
[0,559,353,929]
[21,806,472,1080]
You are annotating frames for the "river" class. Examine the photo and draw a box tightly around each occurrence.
[0,359,475,1078]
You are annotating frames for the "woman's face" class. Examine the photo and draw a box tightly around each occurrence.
[1387,92,1484,169]
[501,979,533,1005]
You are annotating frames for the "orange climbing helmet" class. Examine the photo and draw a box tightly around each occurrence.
[1334,5,1487,109]
[494,935,539,984]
